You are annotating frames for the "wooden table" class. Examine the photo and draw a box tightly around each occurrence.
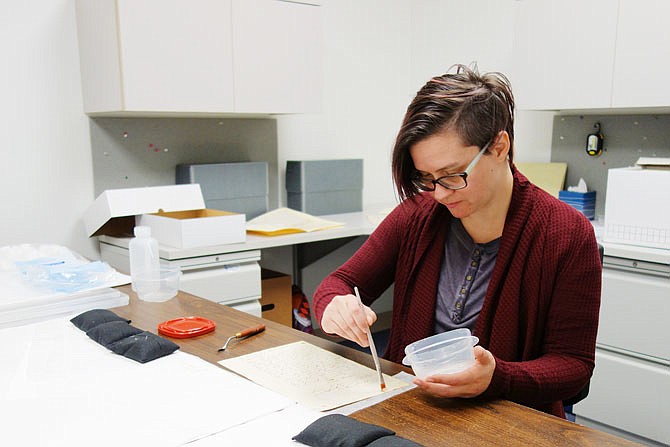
[114,286,640,447]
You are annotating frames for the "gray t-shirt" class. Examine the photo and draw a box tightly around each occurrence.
[434,219,500,334]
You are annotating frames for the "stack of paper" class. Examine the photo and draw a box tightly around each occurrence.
[0,244,130,329]
[246,207,344,236]
[0,287,128,329]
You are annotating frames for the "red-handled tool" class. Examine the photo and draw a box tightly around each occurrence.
[217,324,266,352]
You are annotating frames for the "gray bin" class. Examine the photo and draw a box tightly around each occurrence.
[176,162,269,219]
[286,159,363,215]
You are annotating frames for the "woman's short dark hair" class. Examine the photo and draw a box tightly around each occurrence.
[391,64,515,201]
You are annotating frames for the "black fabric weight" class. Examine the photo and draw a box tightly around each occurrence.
[71,309,178,364]
[293,414,395,447]
[367,436,425,447]
[70,309,130,332]
[85,320,144,349]
[109,331,179,364]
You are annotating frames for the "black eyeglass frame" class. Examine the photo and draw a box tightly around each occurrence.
[411,139,493,192]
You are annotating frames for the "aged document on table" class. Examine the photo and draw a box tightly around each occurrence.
[219,340,409,411]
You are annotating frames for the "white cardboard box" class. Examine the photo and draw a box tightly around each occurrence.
[604,165,670,250]
[138,209,245,248]
[84,184,246,248]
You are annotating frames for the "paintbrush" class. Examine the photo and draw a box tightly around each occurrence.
[354,286,386,392]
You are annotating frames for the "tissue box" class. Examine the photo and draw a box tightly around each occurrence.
[558,190,596,220]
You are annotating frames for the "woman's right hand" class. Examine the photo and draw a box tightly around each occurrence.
[320,294,377,348]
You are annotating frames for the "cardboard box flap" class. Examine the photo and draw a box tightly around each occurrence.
[84,184,206,237]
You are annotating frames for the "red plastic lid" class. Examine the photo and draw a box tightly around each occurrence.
[158,317,216,339]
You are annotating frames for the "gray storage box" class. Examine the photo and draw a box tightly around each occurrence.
[286,159,363,215]
[176,162,269,219]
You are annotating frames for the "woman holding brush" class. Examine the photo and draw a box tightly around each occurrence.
[312,64,601,419]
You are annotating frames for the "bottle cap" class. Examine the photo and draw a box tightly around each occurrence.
[134,226,151,237]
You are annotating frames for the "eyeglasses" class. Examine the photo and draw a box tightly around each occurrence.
[411,140,492,191]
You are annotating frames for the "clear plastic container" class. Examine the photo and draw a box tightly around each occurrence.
[129,226,160,298]
[402,328,479,378]
[133,267,181,302]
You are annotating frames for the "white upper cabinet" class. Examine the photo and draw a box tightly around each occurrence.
[232,0,321,114]
[74,0,321,115]
[512,0,618,110]
[611,0,670,108]
[513,0,670,111]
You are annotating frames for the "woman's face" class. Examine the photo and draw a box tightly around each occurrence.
[409,130,503,219]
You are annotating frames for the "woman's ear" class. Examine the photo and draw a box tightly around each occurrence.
[491,131,510,162]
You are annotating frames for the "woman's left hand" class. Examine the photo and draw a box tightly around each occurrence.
[412,346,496,398]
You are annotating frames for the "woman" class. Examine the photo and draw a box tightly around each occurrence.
[312,64,601,418]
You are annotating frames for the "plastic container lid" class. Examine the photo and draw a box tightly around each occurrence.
[158,316,216,339]
[404,328,472,357]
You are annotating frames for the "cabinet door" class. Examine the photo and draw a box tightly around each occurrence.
[232,0,322,114]
[599,267,669,361]
[512,0,618,110]
[611,0,670,107]
[75,0,124,113]
[117,0,235,112]
[574,350,670,444]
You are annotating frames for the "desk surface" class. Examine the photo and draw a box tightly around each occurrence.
[100,209,387,260]
[113,286,639,447]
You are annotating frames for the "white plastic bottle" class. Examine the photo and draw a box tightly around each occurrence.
[129,225,160,299]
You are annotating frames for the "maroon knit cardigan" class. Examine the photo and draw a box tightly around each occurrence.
[312,168,602,418]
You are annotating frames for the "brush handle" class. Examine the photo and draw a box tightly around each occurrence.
[354,286,386,391]
[235,324,266,339]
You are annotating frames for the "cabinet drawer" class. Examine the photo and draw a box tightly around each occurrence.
[574,349,670,444]
[599,268,670,361]
[179,262,261,304]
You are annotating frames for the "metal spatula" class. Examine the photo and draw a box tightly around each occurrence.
[218,324,266,352]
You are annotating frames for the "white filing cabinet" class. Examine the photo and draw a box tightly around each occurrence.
[99,239,262,317]
[574,244,670,445]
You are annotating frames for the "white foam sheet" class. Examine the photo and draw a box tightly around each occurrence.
[190,403,323,446]
[0,317,294,446]
[191,372,417,446]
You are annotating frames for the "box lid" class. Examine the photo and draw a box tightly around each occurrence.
[635,157,670,168]
[84,184,206,237]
